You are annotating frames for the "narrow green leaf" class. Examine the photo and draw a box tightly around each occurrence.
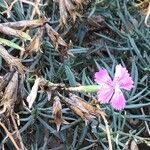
[79,143,96,150]
[65,65,76,86]
[0,38,25,50]
[126,102,150,109]
[128,35,142,59]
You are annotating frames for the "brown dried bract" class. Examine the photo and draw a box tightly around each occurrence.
[0,24,31,40]
[0,45,26,73]
[46,24,69,56]
[26,27,44,53]
[0,71,18,115]
[54,0,86,27]
[1,18,48,30]
[58,92,105,125]
[53,96,63,131]
[0,71,14,91]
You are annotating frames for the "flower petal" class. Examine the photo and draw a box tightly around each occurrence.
[114,64,134,90]
[110,88,126,111]
[95,69,112,85]
[97,84,113,103]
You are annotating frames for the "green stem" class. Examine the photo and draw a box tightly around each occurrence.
[67,85,102,93]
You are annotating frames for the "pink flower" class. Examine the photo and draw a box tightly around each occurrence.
[94,64,134,111]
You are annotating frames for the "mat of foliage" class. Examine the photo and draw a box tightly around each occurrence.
[0,0,150,150]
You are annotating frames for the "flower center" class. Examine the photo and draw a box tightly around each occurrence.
[112,78,120,89]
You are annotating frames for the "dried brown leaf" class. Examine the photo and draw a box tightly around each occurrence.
[26,28,43,53]
[61,93,92,124]
[57,0,68,26]
[0,24,31,40]
[0,45,26,73]
[69,93,105,117]
[63,0,75,21]
[1,18,48,30]
[46,24,67,47]
[0,72,18,114]
[76,0,84,7]
[69,105,94,125]
[46,24,69,56]
[54,0,86,26]
[58,92,105,124]
[26,78,41,109]
[64,0,82,22]
[0,71,14,91]
[53,96,62,131]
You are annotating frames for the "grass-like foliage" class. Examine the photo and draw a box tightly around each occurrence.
[0,0,150,149]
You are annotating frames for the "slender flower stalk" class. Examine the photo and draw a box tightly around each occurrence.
[67,85,102,93]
